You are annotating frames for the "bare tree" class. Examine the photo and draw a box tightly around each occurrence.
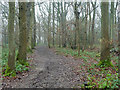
[118,1,120,74]
[8,2,15,71]
[17,2,27,64]
[100,2,111,66]
[48,2,51,48]
[91,2,96,49]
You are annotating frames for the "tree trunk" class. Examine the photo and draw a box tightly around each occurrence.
[26,2,32,50]
[52,2,55,47]
[61,2,66,48]
[100,2,111,66]
[48,2,51,48]
[88,2,91,48]
[15,17,19,48]
[30,2,36,49]
[56,2,59,46]
[58,2,61,47]
[63,2,67,47]
[17,2,27,64]
[118,2,120,75]
[8,2,15,70]
[2,20,7,48]
[114,2,118,25]
[73,2,78,49]
[33,2,36,48]
[84,3,88,49]
[28,3,34,50]
[38,21,41,44]
[91,2,96,49]
[74,2,80,55]
[110,2,114,43]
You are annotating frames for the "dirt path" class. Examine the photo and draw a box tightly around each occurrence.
[2,46,86,88]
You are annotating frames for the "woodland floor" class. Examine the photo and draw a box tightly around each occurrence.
[2,46,87,88]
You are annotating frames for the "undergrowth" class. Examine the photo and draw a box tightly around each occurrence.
[2,48,30,77]
[55,47,119,88]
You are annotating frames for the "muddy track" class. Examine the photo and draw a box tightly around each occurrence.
[2,46,85,88]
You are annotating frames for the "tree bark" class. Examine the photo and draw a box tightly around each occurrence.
[88,2,91,48]
[28,3,34,50]
[58,2,61,47]
[91,2,96,49]
[48,2,51,48]
[73,2,78,49]
[26,2,32,50]
[118,1,120,75]
[110,2,114,43]
[100,2,111,66]
[52,2,55,47]
[33,2,36,48]
[74,2,80,55]
[8,2,15,70]
[17,2,27,64]
[84,3,88,49]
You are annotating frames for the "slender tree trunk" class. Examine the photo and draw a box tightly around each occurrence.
[15,17,19,48]
[33,3,36,48]
[31,2,35,49]
[31,2,36,49]
[61,2,66,48]
[118,2,120,75]
[2,20,7,48]
[78,19,81,55]
[17,2,27,64]
[63,2,67,47]
[74,23,77,49]
[100,2,111,66]
[26,2,32,51]
[91,2,96,49]
[73,2,78,49]
[58,2,61,47]
[38,21,41,43]
[114,2,118,25]
[8,2,15,70]
[52,2,55,47]
[110,2,114,43]
[74,2,80,55]
[56,2,60,46]
[88,2,91,48]
[28,3,34,50]
[84,3,88,49]
[48,2,51,48]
